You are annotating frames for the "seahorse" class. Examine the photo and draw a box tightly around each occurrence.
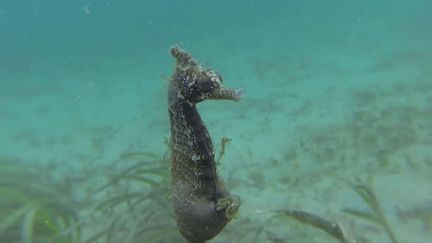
[167,46,242,243]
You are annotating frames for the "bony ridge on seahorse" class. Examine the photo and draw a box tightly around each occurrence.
[167,46,242,243]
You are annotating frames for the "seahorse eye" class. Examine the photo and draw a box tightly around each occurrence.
[196,77,214,92]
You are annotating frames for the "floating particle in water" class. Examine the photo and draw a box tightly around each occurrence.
[372,110,382,119]
[81,4,91,14]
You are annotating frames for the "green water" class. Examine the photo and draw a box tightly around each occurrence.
[1,1,431,242]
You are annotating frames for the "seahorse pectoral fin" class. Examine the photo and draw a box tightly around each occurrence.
[215,195,241,220]
[207,87,244,101]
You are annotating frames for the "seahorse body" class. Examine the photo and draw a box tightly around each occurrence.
[167,46,242,243]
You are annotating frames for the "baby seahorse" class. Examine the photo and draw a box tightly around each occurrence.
[167,46,242,243]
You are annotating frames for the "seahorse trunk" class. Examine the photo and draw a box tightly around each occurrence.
[167,46,241,242]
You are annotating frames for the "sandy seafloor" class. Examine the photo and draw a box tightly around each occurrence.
[1,1,432,243]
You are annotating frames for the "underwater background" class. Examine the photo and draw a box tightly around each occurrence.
[1,0,432,242]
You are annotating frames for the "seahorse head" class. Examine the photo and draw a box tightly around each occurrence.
[170,46,243,104]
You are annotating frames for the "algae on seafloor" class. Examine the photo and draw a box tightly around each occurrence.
[343,183,399,243]
[273,209,354,243]
[0,158,81,243]
[84,151,180,243]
